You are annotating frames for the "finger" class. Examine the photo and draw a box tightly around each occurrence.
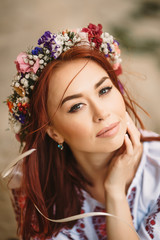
[126,112,140,147]
[124,133,133,156]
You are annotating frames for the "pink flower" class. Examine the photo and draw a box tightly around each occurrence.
[15,52,39,74]
[114,64,122,76]
[15,133,21,142]
[114,42,121,55]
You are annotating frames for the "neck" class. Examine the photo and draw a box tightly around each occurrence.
[72,150,115,186]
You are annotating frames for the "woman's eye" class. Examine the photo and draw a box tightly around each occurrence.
[99,86,112,96]
[68,103,83,113]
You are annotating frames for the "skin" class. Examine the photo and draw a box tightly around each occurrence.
[47,59,142,239]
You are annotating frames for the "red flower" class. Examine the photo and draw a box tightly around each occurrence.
[82,23,103,48]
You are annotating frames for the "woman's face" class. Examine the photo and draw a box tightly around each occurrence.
[47,59,127,155]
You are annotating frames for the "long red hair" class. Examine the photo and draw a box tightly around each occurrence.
[16,46,160,239]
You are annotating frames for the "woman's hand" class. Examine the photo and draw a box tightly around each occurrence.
[104,112,142,198]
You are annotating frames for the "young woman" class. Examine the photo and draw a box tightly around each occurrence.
[4,23,160,240]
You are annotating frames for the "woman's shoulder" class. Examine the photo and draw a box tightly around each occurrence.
[130,129,160,197]
[141,129,160,166]
[136,129,160,201]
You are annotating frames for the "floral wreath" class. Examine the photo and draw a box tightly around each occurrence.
[6,23,122,143]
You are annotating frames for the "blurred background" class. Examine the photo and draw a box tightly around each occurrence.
[0,0,160,239]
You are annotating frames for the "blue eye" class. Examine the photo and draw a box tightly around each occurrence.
[99,86,112,96]
[68,103,83,113]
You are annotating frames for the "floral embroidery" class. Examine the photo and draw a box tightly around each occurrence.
[74,203,88,239]
[75,218,88,240]
[145,195,160,239]
[11,189,26,224]
[92,206,107,240]
[61,229,74,240]
[128,187,137,220]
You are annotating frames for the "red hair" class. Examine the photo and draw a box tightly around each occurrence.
[16,46,160,239]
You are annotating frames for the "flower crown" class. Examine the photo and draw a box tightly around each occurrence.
[6,23,122,143]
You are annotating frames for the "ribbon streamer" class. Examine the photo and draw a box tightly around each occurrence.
[1,148,36,178]
[35,204,140,239]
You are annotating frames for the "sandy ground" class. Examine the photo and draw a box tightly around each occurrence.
[0,0,159,239]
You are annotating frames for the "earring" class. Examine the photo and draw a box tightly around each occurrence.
[58,143,64,150]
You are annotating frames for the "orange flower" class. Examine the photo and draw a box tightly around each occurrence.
[7,100,13,113]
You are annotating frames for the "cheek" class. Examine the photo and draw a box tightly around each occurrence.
[56,116,91,142]
[114,91,126,115]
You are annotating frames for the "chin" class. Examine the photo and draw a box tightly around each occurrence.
[103,132,125,153]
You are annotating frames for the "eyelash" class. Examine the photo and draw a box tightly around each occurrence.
[68,86,112,113]
[99,86,112,96]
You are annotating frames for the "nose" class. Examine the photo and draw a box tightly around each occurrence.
[92,102,110,123]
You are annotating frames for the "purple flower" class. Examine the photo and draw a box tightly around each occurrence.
[114,40,120,46]
[38,31,53,45]
[38,31,58,57]
[13,113,19,121]
[32,47,43,55]
[19,114,26,124]
[118,79,124,94]
[107,43,112,52]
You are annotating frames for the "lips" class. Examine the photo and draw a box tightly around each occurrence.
[96,121,120,137]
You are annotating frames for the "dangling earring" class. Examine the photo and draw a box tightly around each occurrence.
[58,143,64,150]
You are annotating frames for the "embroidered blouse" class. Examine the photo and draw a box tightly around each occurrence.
[11,131,160,239]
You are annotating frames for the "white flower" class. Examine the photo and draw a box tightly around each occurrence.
[103,48,109,55]
[46,49,50,54]
[72,36,78,43]
[63,34,69,42]
[65,41,73,47]
[23,58,28,64]
[114,55,119,60]
[63,46,70,52]
[78,31,88,42]
[30,85,34,90]
[13,121,22,134]
[24,80,28,87]
[56,35,65,45]
[40,65,44,69]
[31,74,38,81]
[38,54,44,59]
[25,74,30,79]
[110,44,115,52]
[101,32,109,38]
[33,55,38,61]
[24,97,29,103]
[101,43,106,49]
[91,42,96,47]
[29,60,34,66]
[43,56,48,61]
[15,82,20,87]
[14,75,21,81]
[28,55,33,60]
[20,78,25,84]
[39,59,44,64]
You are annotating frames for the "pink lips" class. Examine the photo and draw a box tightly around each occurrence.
[96,121,120,138]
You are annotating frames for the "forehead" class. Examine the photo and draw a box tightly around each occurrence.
[47,59,108,108]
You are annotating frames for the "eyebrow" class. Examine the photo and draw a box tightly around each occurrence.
[61,76,109,106]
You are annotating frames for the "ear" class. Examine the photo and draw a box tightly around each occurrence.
[46,126,64,144]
